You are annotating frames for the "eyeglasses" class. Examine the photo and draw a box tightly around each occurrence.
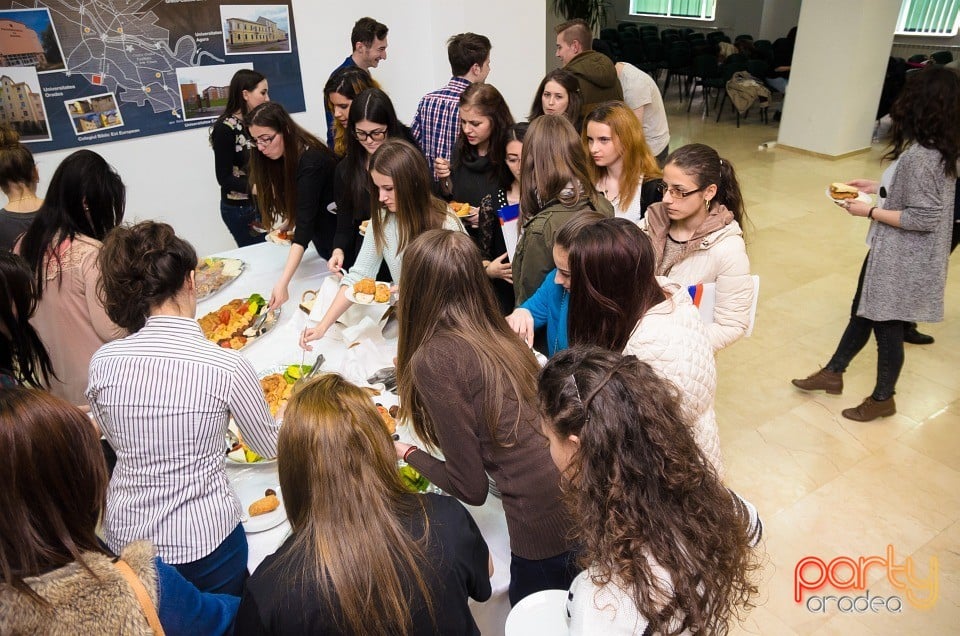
[657,182,704,199]
[354,128,388,142]
[254,133,278,148]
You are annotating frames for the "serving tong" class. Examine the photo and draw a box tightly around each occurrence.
[367,367,397,392]
[293,353,326,387]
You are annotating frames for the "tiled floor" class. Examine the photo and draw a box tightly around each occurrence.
[669,91,960,633]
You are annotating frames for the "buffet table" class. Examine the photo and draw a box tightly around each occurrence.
[197,241,512,635]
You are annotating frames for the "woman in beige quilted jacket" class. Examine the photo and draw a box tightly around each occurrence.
[639,143,753,352]
[567,218,723,478]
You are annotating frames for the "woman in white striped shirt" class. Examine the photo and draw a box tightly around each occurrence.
[86,221,279,596]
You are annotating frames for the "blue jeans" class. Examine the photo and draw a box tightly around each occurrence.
[172,524,248,596]
[220,201,265,248]
[509,550,579,606]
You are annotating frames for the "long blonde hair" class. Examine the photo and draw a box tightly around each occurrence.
[583,101,661,211]
[519,114,604,225]
[276,374,434,635]
[368,139,449,255]
[397,229,540,449]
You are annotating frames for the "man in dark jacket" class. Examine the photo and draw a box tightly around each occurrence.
[555,19,623,117]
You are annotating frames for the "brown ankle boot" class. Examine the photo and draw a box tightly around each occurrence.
[841,396,896,422]
[791,368,843,394]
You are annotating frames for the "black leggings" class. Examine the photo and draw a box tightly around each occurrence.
[825,254,904,401]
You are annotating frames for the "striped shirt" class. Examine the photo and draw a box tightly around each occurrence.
[87,315,279,564]
[410,76,471,172]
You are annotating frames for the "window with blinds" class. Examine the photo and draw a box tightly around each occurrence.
[896,0,960,36]
[629,0,716,21]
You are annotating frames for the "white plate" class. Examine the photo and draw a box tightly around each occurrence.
[225,418,278,466]
[265,229,292,245]
[344,281,392,305]
[230,471,287,534]
[824,187,872,205]
[449,203,479,219]
[505,589,569,636]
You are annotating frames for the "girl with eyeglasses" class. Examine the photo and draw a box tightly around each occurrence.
[328,88,416,274]
[247,101,338,310]
[582,101,664,223]
[208,69,269,247]
[435,83,516,313]
[638,143,754,351]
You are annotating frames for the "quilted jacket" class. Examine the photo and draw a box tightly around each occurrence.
[623,279,723,478]
[641,203,753,352]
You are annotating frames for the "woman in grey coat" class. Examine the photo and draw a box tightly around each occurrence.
[792,66,960,421]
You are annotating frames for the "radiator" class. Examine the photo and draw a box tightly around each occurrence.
[890,41,960,59]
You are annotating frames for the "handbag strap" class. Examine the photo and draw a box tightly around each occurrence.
[114,559,165,636]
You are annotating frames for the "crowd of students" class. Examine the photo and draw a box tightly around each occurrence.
[3,12,956,636]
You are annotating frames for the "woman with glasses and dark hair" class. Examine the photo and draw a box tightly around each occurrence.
[638,143,753,351]
[209,69,269,247]
[15,149,125,405]
[0,388,240,635]
[247,101,338,310]
[329,88,415,274]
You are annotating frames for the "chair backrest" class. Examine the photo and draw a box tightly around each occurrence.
[747,59,770,78]
[643,41,665,63]
[707,31,726,43]
[620,29,640,40]
[735,34,754,43]
[678,27,694,38]
[621,39,645,66]
[593,39,617,62]
[693,54,721,78]
[754,39,772,50]
[687,32,706,42]
[931,50,954,64]
[600,28,620,43]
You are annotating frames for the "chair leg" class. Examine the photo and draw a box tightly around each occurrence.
[663,72,671,96]
[687,83,696,112]
[716,92,726,122]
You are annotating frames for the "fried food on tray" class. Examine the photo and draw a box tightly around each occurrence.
[376,403,396,435]
[353,277,376,295]
[829,182,859,200]
[374,283,391,303]
[198,294,266,348]
[260,373,294,417]
[450,201,473,217]
[249,492,280,517]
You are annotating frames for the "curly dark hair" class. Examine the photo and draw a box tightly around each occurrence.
[98,221,197,332]
[886,65,960,177]
[538,346,759,635]
[455,83,515,190]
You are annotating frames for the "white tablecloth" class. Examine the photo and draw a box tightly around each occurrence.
[200,242,511,635]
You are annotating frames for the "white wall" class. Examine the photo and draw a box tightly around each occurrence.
[758,0,801,41]
[20,1,546,256]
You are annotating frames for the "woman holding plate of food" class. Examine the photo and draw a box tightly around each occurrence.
[394,229,577,606]
[87,221,279,596]
[246,101,338,310]
[301,139,465,347]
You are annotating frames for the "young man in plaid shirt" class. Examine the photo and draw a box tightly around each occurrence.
[411,33,492,179]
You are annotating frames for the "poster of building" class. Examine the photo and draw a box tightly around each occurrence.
[0,0,304,150]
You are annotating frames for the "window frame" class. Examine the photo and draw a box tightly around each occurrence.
[628,0,717,22]
[894,0,960,37]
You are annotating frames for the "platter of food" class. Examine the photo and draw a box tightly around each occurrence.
[448,201,478,219]
[344,278,392,305]
[226,419,277,465]
[257,364,313,418]
[826,183,871,205]
[266,228,293,245]
[198,293,279,350]
[195,257,244,300]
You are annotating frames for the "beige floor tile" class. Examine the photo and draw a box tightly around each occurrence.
[662,93,958,634]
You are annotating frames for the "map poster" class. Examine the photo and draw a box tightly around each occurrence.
[0,0,305,152]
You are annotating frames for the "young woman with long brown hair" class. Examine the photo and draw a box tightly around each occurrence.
[639,143,753,351]
[236,374,491,635]
[528,68,583,130]
[301,139,465,346]
[246,101,338,309]
[0,388,240,634]
[16,149,125,405]
[0,126,42,250]
[434,82,516,312]
[394,229,575,606]
[567,217,724,477]
[583,101,663,223]
[513,114,613,304]
[209,68,269,247]
[538,346,760,634]
[323,66,379,157]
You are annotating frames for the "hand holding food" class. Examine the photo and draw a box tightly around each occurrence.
[845,178,879,195]
[829,182,860,200]
[434,157,451,179]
